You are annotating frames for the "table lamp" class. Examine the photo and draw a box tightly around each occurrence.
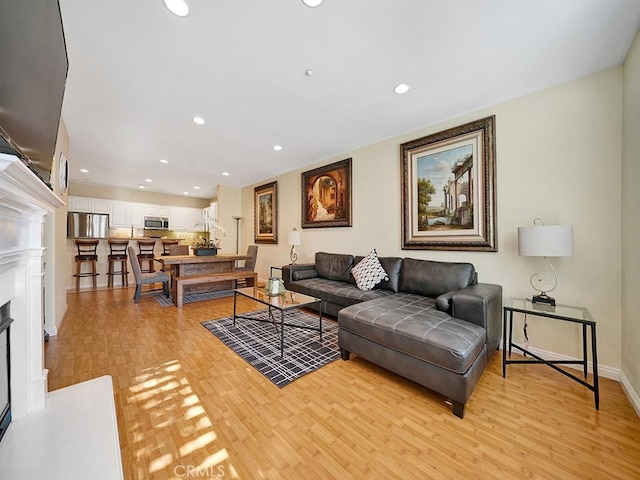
[518,218,573,306]
[287,228,301,264]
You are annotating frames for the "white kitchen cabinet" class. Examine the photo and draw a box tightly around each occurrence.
[129,205,144,227]
[110,202,128,227]
[110,202,144,228]
[92,198,110,214]
[144,205,170,218]
[68,196,111,214]
[186,208,204,231]
[168,208,186,229]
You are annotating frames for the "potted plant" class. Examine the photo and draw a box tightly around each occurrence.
[192,215,225,256]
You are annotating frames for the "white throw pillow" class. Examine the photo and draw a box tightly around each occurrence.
[351,249,389,291]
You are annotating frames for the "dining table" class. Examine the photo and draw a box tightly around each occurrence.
[156,253,251,295]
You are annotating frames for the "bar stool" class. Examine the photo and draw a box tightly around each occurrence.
[137,239,157,273]
[74,239,100,291]
[160,239,180,272]
[107,239,129,288]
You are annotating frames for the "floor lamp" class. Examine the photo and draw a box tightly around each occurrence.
[233,216,242,254]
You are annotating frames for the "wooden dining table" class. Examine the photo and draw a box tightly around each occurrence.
[156,253,250,295]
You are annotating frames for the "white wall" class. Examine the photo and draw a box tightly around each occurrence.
[241,67,625,372]
[622,29,640,404]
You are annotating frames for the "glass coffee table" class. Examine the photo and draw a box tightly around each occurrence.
[232,286,323,358]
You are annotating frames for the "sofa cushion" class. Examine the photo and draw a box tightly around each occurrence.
[351,249,389,291]
[351,256,402,292]
[292,278,393,308]
[399,258,476,298]
[374,257,403,293]
[292,269,318,281]
[338,294,486,374]
[315,252,354,283]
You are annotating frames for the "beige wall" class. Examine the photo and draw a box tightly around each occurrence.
[45,118,70,333]
[68,182,211,209]
[217,184,242,254]
[241,67,625,375]
[622,29,640,406]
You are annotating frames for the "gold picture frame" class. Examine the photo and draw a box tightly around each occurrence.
[301,158,352,228]
[401,116,497,251]
[254,181,278,244]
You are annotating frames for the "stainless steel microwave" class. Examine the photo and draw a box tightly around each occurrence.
[144,216,169,229]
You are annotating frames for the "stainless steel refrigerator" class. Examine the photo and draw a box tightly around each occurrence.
[67,212,109,238]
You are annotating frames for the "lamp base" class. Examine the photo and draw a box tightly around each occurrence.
[532,293,556,306]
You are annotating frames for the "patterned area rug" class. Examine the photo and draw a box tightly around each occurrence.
[155,289,235,306]
[201,309,340,388]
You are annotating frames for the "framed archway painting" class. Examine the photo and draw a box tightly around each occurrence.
[301,158,352,228]
[401,116,497,251]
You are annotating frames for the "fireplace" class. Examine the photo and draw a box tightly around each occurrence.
[0,302,12,444]
[0,153,64,431]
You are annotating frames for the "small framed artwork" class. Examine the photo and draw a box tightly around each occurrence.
[301,158,352,228]
[400,115,497,251]
[254,181,278,243]
[58,152,69,195]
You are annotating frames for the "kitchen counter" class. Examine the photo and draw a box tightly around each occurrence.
[66,237,189,290]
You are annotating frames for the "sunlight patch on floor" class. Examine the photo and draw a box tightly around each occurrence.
[126,359,236,478]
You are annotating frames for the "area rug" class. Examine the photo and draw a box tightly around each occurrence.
[201,309,340,388]
[155,289,234,306]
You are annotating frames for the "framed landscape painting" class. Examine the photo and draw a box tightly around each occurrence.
[400,116,497,251]
[301,158,352,228]
[254,181,277,244]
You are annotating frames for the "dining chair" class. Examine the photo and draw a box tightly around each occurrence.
[128,246,170,303]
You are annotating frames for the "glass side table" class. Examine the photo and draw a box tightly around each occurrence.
[502,297,599,410]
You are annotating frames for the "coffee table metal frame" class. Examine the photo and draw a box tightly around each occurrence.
[232,286,323,358]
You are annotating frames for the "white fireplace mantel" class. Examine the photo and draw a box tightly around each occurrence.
[0,153,124,479]
[0,153,63,418]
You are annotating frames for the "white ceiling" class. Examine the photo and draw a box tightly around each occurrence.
[59,0,640,200]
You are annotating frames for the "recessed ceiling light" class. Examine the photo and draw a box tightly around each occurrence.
[192,116,205,125]
[394,83,410,95]
[183,191,189,195]
[79,168,89,173]
[138,185,145,189]
[163,0,190,17]
[160,159,169,164]
[194,186,200,190]
[145,178,152,183]
[304,69,314,77]
[222,172,230,176]
[302,0,322,7]
[273,145,283,151]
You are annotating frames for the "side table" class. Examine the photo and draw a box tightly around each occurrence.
[503,298,599,410]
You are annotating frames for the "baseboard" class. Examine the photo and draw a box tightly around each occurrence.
[500,341,619,381]
[44,325,57,337]
[619,371,640,418]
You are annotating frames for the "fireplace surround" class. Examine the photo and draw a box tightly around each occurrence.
[0,153,63,425]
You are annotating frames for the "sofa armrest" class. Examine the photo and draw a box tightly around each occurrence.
[451,283,503,357]
[282,263,316,290]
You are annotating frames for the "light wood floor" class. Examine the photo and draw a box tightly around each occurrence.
[46,287,640,480]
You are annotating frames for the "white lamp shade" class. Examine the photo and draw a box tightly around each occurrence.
[287,230,301,246]
[518,224,574,257]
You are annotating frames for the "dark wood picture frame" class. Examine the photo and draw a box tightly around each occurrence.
[401,116,497,251]
[301,158,352,228]
[254,181,278,244]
